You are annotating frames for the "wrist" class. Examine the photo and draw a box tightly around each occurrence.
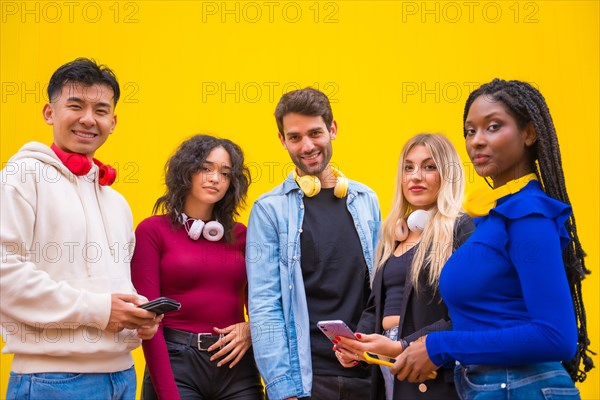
[389,338,405,356]
[400,338,409,351]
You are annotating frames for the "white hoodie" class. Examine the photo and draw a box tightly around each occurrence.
[0,142,139,373]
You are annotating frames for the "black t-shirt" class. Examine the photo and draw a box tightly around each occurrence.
[382,246,414,318]
[300,188,370,377]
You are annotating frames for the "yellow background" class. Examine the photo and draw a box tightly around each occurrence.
[1,0,599,398]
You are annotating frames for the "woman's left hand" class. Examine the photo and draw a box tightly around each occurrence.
[390,336,439,383]
[208,322,252,368]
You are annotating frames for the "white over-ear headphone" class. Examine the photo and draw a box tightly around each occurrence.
[395,209,433,242]
[181,213,224,242]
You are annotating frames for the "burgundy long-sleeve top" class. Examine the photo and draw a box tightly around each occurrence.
[131,215,248,400]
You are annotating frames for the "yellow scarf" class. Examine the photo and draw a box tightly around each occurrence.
[463,173,538,217]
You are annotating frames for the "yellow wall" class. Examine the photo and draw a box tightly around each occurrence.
[1,1,598,398]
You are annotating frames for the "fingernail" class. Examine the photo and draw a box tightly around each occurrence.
[353,361,359,365]
[332,339,338,344]
[355,333,362,339]
[332,345,336,351]
[335,336,341,341]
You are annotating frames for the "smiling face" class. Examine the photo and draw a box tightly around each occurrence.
[279,112,337,182]
[464,95,537,187]
[185,146,232,217]
[401,144,441,210]
[43,83,117,159]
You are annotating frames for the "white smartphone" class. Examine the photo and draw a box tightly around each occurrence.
[317,320,356,344]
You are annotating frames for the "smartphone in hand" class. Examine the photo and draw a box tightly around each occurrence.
[139,297,181,315]
[317,320,356,344]
[365,351,438,379]
[363,351,396,367]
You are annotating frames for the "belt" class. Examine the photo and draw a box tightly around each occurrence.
[163,327,223,352]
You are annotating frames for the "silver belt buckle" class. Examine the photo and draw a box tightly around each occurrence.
[197,333,223,351]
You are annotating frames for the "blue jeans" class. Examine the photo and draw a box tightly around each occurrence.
[380,326,399,400]
[6,366,136,400]
[455,362,580,399]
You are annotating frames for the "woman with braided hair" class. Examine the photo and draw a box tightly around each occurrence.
[388,79,593,399]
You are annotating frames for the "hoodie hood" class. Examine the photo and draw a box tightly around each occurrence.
[10,141,77,180]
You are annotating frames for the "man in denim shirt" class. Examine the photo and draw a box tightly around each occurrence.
[246,88,381,400]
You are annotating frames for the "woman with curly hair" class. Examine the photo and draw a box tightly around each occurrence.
[131,135,263,400]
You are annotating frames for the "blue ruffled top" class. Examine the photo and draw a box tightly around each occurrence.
[426,181,578,367]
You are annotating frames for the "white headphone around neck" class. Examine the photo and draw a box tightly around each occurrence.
[395,209,433,242]
[181,213,224,242]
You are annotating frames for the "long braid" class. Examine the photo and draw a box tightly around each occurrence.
[463,79,594,382]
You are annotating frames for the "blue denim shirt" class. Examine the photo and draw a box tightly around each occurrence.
[246,173,381,400]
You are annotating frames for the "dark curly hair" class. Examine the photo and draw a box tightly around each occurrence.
[464,79,594,382]
[153,135,251,243]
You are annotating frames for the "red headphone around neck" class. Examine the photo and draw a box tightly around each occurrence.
[51,143,116,186]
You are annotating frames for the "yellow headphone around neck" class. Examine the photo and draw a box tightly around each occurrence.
[463,173,537,217]
[293,166,349,198]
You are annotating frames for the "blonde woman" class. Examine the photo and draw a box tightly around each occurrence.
[334,133,474,399]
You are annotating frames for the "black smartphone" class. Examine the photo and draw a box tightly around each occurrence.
[139,297,181,315]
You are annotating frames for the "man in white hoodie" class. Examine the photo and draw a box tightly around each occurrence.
[1,58,159,399]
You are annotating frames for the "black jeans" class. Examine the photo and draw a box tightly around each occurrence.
[142,340,264,400]
[308,374,371,400]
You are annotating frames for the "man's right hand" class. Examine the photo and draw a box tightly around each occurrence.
[106,293,157,332]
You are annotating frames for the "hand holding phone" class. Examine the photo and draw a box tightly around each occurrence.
[139,297,181,315]
[364,351,437,380]
[317,320,356,344]
[363,351,396,367]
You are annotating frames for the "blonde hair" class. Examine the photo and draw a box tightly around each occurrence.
[375,133,465,292]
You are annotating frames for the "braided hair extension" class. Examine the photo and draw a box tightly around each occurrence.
[463,79,594,382]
